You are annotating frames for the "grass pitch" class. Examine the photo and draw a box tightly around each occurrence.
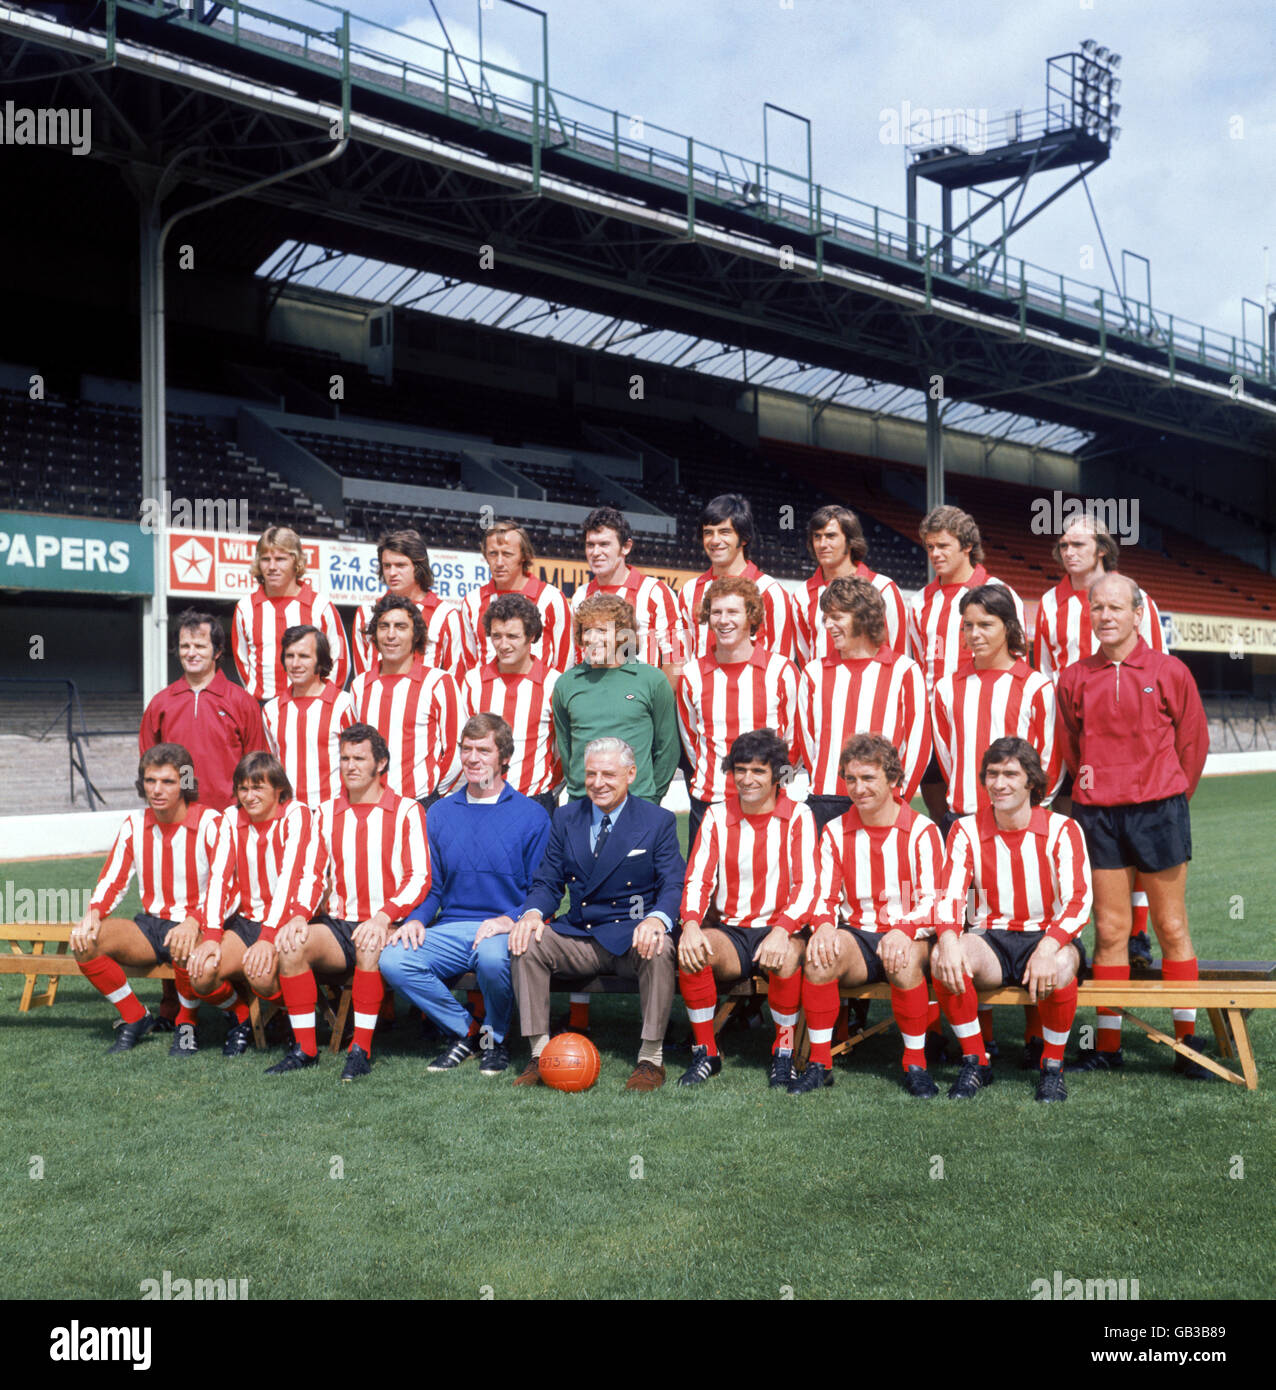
[2,776,1273,1300]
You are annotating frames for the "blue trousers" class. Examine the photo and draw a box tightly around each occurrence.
[379,921,513,1044]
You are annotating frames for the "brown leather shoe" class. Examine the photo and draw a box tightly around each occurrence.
[624,1060,666,1092]
[512,1057,544,1086]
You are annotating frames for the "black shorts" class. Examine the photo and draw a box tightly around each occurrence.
[842,925,888,985]
[225,914,263,947]
[920,751,945,787]
[313,913,358,974]
[1071,795,1191,873]
[532,789,561,819]
[974,928,1086,986]
[717,923,773,978]
[1056,768,1074,799]
[805,795,852,832]
[133,912,179,963]
[936,809,962,842]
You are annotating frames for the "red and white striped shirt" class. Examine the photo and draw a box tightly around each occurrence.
[813,803,944,938]
[680,561,796,661]
[571,567,687,667]
[681,794,821,934]
[350,661,462,801]
[352,592,464,678]
[676,647,800,803]
[318,787,431,922]
[459,576,573,674]
[90,804,233,931]
[931,659,1061,815]
[233,583,350,701]
[797,647,930,800]
[213,801,328,943]
[262,682,356,807]
[791,563,908,664]
[1034,578,1165,681]
[937,807,1092,945]
[906,565,1025,698]
[460,660,561,796]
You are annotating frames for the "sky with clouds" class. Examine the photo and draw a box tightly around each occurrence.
[309,0,1275,346]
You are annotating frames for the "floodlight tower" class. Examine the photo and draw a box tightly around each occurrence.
[905,40,1123,280]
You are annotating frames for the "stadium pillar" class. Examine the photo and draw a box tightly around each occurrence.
[925,395,943,582]
[138,189,168,704]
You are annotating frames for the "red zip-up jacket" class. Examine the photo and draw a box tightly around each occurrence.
[1056,638,1209,807]
[139,669,267,812]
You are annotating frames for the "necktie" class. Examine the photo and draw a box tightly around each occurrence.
[593,813,612,859]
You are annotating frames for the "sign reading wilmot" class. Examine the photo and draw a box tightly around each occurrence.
[0,513,153,595]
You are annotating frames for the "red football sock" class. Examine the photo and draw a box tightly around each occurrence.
[1092,963,1128,1051]
[158,977,179,1022]
[568,995,591,1030]
[926,999,943,1035]
[279,970,318,1057]
[251,985,283,1004]
[935,974,987,1065]
[678,965,719,1055]
[1162,957,1198,1040]
[1022,1004,1042,1045]
[892,981,931,1070]
[768,971,802,1053]
[79,955,146,1024]
[802,978,840,1068]
[351,968,384,1055]
[834,1000,851,1042]
[1131,878,1150,935]
[1038,980,1078,1066]
[196,980,237,1011]
[172,965,200,1025]
[466,989,486,1022]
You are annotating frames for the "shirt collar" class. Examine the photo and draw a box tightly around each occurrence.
[840,798,915,834]
[977,804,1050,839]
[1099,636,1151,667]
[177,669,229,698]
[725,791,795,825]
[335,785,399,815]
[823,642,895,669]
[591,796,627,828]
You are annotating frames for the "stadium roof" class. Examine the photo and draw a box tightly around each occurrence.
[258,240,1092,454]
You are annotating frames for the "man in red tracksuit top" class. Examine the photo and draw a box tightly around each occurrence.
[140,608,267,812]
[1056,572,1212,1080]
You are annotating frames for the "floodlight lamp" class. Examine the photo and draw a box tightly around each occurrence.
[1110,77,1121,94]
[1109,53,1122,68]
[1109,103,1121,118]
[1110,125,1121,142]
[1083,61,1099,80]
[1081,38,1097,53]
[1095,46,1109,61]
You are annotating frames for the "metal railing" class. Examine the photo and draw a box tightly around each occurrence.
[0,678,134,810]
[87,0,1273,385]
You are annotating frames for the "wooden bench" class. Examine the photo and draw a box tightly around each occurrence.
[0,924,176,1012]
[809,965,1276,1091]
[10,928,1270,1087]
[286,971,769,1056]
[0,924,318,1053]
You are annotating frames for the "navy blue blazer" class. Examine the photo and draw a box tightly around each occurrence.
[519,795,686,957]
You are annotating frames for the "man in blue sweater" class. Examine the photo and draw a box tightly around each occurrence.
[379,713,551,1076]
